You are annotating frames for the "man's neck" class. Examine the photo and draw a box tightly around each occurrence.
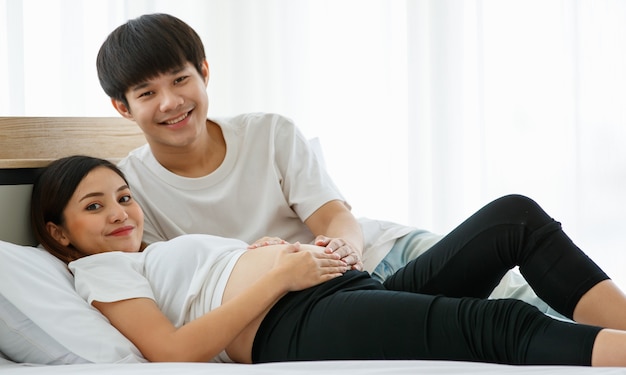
[152,120,226,178]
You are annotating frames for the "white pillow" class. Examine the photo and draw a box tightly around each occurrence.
[0,293,89,364]
[0,240,145,364]
[0,349,12,363]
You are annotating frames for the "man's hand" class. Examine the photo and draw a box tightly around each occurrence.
[313,235,363,271]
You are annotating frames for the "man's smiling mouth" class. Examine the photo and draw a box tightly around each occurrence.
[162,111,190,125]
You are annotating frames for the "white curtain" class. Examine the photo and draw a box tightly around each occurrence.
[2,0,626,285]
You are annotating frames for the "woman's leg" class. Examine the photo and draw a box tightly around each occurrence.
[374,228,567,320]
[383,194,624,327]
[592,329,626,366]
[253,272,602,365]
[573,280,626,330]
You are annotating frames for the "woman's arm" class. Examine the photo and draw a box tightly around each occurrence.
[93,243,347,362]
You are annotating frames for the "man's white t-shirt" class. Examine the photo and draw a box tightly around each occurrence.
[69,234,247,363]
[118,113,346,246]
[118,112,416,272]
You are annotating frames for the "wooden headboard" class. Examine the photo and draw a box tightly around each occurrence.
[0,117,146,245]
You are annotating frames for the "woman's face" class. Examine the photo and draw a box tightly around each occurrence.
[50,166,144,256]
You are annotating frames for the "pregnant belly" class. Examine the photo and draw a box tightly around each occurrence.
[222,243,326,303]
[222,243,325,363]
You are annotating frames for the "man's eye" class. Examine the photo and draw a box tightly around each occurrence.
[138,91,154,98]
[174,76,188,84]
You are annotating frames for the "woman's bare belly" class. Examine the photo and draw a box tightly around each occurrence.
[222,243,326,363]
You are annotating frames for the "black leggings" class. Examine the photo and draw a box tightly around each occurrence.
[252,195,608,365]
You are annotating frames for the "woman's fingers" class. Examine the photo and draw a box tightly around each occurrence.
[279,251,349,291]
[248,236,288,249]
[313,253,349,274]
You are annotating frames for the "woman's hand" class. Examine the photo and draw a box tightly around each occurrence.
[248,236,288,249]
[313,236,364,271]
[273,242,348,292]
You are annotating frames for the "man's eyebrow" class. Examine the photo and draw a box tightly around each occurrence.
[129,67,188,92]
[130,81,150,92]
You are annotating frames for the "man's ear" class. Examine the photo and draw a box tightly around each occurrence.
[46,222,71,247]
[202,59,210,86]
[111,98,134,120]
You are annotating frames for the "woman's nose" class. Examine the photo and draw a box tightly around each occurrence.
[110,204,129,223]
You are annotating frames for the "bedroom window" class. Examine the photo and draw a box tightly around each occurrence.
[2,0,626,286]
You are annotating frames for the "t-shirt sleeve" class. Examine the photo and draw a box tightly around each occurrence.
[69,252,155,305]
[272,115,347,220]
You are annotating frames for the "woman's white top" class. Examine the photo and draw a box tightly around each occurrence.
[68,234,248,363]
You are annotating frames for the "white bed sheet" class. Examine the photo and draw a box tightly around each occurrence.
[2,361,626,375]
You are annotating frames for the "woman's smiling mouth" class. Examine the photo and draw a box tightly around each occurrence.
[108,226,135,236]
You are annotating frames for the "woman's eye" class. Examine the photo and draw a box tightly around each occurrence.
[86,203,102,211]
[120,195,132,203]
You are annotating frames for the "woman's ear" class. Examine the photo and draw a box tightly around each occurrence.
[46,222,71,246]
[111,98,134,120]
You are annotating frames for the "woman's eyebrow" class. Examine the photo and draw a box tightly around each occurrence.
[78,185,129,202]
[79,191,104,202]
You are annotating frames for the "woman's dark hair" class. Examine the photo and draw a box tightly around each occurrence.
[30,155,129,263]
[96,13,206,108]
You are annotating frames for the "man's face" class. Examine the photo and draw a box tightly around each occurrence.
[115,61,210,151]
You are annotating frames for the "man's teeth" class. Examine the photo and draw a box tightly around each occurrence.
[165,113,188,124]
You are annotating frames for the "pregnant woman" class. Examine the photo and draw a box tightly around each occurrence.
[30,155,626,367]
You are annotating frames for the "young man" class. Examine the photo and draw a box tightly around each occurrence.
[98,13,561,317]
